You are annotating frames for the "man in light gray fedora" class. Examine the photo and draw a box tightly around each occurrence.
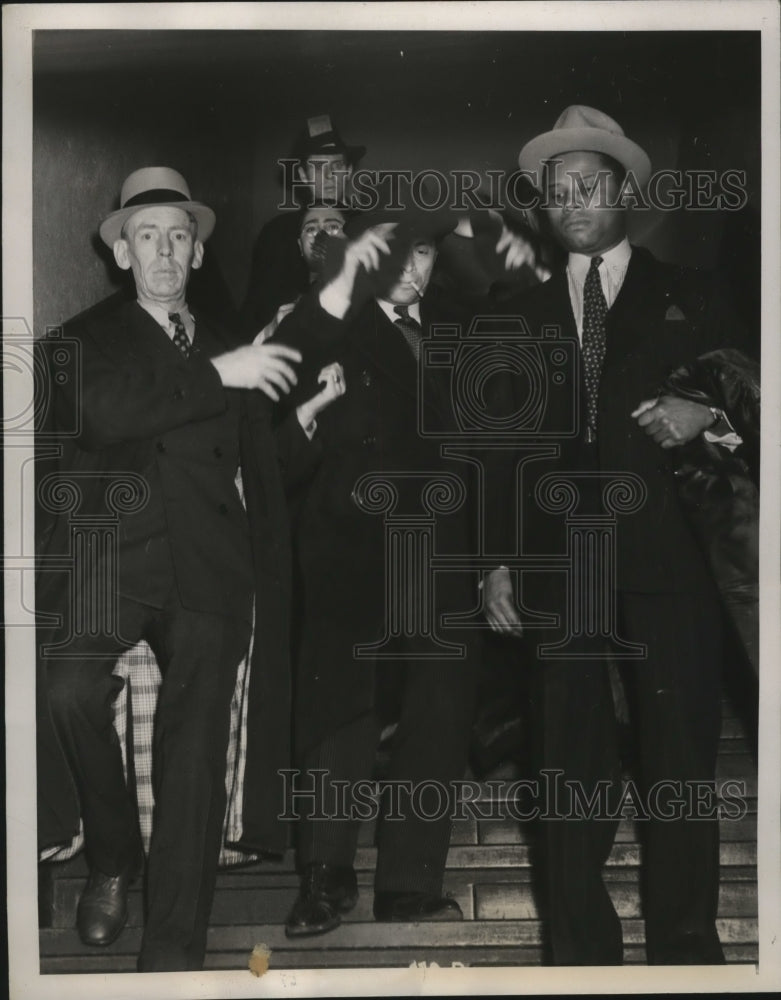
[36,165,348,971]
[484,106,748,965]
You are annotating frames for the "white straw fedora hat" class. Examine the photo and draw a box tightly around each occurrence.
[99,166,216,247]
[518,105,651,190]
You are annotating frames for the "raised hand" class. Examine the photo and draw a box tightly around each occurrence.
[319,224,395,319]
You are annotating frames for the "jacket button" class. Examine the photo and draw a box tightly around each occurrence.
[214,446,223,458]
[218,503,228,515]
[156,441,165,453]
[361,370,372,387]
[173,387,184,400]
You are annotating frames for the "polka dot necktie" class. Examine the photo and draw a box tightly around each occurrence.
[168,312,191,359]
[393,305,423,362]
[582,256,607,441]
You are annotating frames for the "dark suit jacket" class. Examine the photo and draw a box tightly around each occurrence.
[239,211,309,338]
[274,292,478,754]
[36,298,314,855]
[486,245,748,595]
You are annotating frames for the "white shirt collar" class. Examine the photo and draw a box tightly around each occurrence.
[377,298,422,325]
[567,237,632,283]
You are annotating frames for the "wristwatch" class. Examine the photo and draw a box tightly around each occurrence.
[707,406,731,436]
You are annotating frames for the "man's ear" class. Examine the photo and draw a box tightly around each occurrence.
[297,237,304,258]
[191,241,204,270]
[297,163,312,186]
[113,240,131,270]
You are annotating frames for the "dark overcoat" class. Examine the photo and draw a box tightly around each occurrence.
[35,298,316,856]
[274,292,479,755]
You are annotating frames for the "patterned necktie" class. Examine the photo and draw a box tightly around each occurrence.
[581,255,607,441]
[393,305,422,361]
[168,312,191,359]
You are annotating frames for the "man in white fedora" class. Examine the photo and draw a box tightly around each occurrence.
[483,106,747,964]
[35,165,356,970]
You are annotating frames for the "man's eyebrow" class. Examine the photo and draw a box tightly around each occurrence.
[546,171,601,191]
[135,221,191,232]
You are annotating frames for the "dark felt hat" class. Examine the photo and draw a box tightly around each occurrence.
[292,114,366,165]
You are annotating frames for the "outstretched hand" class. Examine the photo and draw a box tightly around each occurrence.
[495,223,537,271]
[211,342,302,401]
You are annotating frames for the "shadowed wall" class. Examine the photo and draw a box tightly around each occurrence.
[33,30,760,338]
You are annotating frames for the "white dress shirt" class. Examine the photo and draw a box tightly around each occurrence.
[566,237,632,342]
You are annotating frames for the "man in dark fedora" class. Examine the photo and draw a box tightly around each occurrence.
[266,204,483,938]
[483,106,748,964]
[35,165,351,971]
[240,114,365,337]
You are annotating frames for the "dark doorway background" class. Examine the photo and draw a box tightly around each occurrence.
[33,29,760,341]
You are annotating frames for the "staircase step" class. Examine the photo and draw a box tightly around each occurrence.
[47,858,759,931]
[39,914,759,961]
[474,879,756,921]
[476,810,756,846]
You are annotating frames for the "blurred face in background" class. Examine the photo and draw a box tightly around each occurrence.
[297,153,353,204]
[297,205,347,273]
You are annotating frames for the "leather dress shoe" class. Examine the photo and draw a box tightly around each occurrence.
[285,862,358,938]
[77,850,142,947]
[373,891,463,922]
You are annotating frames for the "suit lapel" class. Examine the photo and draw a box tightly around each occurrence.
[351,301,419,402]
[94,300,177,366]
[605,245,668,357]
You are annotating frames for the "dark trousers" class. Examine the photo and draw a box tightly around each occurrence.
[45,587,250,971]
[531,586,725,965]
[296,657,478,895]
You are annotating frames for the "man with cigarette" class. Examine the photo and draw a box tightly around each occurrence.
[271,209,481,937]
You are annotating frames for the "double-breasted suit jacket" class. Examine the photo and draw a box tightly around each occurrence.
[36,298,315,856]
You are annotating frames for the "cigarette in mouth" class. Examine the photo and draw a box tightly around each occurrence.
[409,281,423,297]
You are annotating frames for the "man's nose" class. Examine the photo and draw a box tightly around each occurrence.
[158,235,173,255]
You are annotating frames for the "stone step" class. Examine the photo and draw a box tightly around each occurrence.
[41,836,758,907]
[39,915,760,962]
[48,868,756,929]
